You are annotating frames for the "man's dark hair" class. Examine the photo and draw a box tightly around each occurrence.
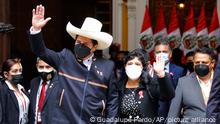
[75,35,98,46]
[194,47,217,61]
[154,39,172,51]
[92,39,98,46]
[185,51,195,59]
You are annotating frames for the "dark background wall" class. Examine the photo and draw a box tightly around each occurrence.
[8,0,99,89]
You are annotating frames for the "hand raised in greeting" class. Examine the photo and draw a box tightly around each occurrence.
[153,54,165,78]
[32,4,51,31]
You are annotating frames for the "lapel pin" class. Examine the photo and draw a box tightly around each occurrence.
[49,83,53,88]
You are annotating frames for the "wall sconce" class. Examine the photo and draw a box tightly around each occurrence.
[177,0,185,9]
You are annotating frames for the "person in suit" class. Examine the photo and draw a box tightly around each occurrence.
[118,48,174,123]
[29,58,59,124]
[167,47,216,124]
[184,51,195,75]
[154,40,185,122]
[206,50,220,124]
[0,58,29,124]
[28,5,118,124]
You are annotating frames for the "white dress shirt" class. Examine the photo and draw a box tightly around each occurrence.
[164,62,170,73]
[196,71,214,105]
[83,54,94,70]
[35,80,50,124]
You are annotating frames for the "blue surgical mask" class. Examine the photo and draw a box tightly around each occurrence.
[156,53,169,63]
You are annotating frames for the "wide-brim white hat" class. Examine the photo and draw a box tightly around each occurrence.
[66,17,113,50]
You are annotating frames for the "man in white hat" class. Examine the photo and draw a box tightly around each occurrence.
[28,4,118,124]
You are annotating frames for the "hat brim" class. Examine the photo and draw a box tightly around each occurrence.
[66,22,113,50]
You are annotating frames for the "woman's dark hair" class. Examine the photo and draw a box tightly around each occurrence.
[117,49,153,101]
[1,58,21,78]
[119,48,152,90]
[124,48,148,71]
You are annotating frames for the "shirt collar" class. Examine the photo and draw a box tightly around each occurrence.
[83,54,94,70]
[164,62,170,72]
[5,80,24,92]
[196,70,214,85]
[40,79,50,85]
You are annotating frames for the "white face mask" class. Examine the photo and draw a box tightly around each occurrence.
[156,52,169,63]
[125,64,143,80]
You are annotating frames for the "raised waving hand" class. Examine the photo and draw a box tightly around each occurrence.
[153,54,166,78]
[32,4,51,30]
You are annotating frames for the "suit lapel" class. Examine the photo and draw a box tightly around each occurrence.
[32,78,41,112]
[168,63,176,87]
[9,90,19,110]
[42,74,58,108]
[169,63,173,73]
[190,73,206,109]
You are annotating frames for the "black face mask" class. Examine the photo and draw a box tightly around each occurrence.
[39,71,54,81]
[186,62,194,72]
[11,74,23,85]
[115,60,124,69]
[74,43,91,60]
[195,64,209,77]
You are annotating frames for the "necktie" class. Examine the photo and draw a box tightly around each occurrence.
[37,81,46,124]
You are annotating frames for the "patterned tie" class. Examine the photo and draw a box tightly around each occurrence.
[37,81,46,124]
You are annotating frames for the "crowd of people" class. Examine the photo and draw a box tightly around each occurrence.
[0,4,220,124]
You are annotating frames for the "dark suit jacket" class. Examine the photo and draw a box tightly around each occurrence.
[29,73,60,124]
[158,63,185,122]
[28,32,118,124]
[118,73,175,123]
[167,73,208,124]
[0,81,29,124]
[206,58,220,124]
[169,63,186,89]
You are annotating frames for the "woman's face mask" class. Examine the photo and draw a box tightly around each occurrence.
[10,74,23,85]
[186,62,194,72]
[125,58,143,80]
[4,63,23,85]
